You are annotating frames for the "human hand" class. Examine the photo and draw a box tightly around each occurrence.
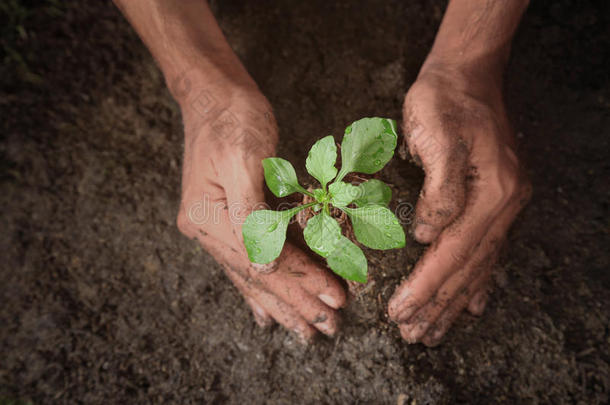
[176,83,346,343]
[388,67,532,346]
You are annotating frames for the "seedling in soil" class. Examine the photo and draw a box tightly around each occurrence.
[242,117,406,283]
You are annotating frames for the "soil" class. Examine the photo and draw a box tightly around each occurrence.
[1,0,609,404]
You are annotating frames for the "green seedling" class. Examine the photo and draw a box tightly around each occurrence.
[242,117,406,283]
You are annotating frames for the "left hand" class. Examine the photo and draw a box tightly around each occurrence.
[388,67,532,346]
[176,84,346,343]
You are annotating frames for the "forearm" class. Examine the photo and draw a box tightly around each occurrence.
[421,0,529,95]
[113,0,256,103]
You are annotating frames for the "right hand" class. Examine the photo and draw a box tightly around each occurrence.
[387,67,532,346]
[175,83,346,343]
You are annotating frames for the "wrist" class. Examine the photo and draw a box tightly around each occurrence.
[167,56,259,108]
[418,51,505,102]
[418,38,508,104]
[418,0,529,100]
[178,75,276,145]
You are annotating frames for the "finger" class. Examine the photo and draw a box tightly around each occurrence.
[412,146,468,243]
[224,265,317,343]
[393,233,500,326]
[207,186,345,336]
[261,246,342,337]
[467,287,489,317]
[179,129,270,250]
[197,229,338,338]
[266,281,340,337]
[199,232,317,342]
[278,244,347,310]
[225,174,267,247]
[388,178,489,321]
[177,182,238,247]
[221,136,273,248]
[399,268,489,344]
[200,218,343,336]
[388,156,527,324]
[421,274,490,347]
[244,296,274,328]
[402,101,469,244]
[177,147,246,250]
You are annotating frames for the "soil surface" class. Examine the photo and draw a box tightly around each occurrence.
[1,0,609,404]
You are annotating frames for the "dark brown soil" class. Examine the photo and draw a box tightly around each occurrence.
[1,1,609,404]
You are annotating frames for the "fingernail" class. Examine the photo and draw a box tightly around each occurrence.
[312,313,335,336]
[395,304,418,323]
[432,327,445,341]
[253,314,268,328]
[423,334,442,348]
[410,321,430,341]
[401,324,417,344]
[293,329,309,345]
[251,305,272,328]
[388,288,412,319]
[319,294,338,308]
[414,224,438,243]
[473,294,488,315]
[253,305,266,319]
[317,323,334,336]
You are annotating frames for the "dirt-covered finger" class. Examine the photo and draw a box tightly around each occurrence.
[394,230,500,329]
[223,154,270,247]
[467,285,490,316]
[412,191,526,345]
[411,143,468,244]
[421,272,490,347]
[399,267,489,344]
[195,230,316,342]
[388,175,497,323]
[277,244,347,309]
[177,182,244,249]
[258,270,341,336]
[224,265,317,343]
[402,97,470,244]
[244,296,274,328]
[391,182,524,331]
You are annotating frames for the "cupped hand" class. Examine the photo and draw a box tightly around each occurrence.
[388,69,532,346]
[176,85,346,343]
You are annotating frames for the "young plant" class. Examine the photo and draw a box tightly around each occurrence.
[242,117,406,283]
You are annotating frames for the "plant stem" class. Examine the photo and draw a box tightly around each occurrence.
[297,185,315,198]
[335,168,347,184]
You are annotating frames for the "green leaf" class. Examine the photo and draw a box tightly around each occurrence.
[326,236,367,283]
[303,211,342,257]
[336,117,398,182]
[243,206,307,263]
[306,135,338,188]
[343,205,405,250]
[262,158,308,197]
[329,181,359,207]
[353,179,392,207]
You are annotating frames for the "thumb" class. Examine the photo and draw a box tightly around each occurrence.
[224,163,269,247]
[403,123,469,244]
